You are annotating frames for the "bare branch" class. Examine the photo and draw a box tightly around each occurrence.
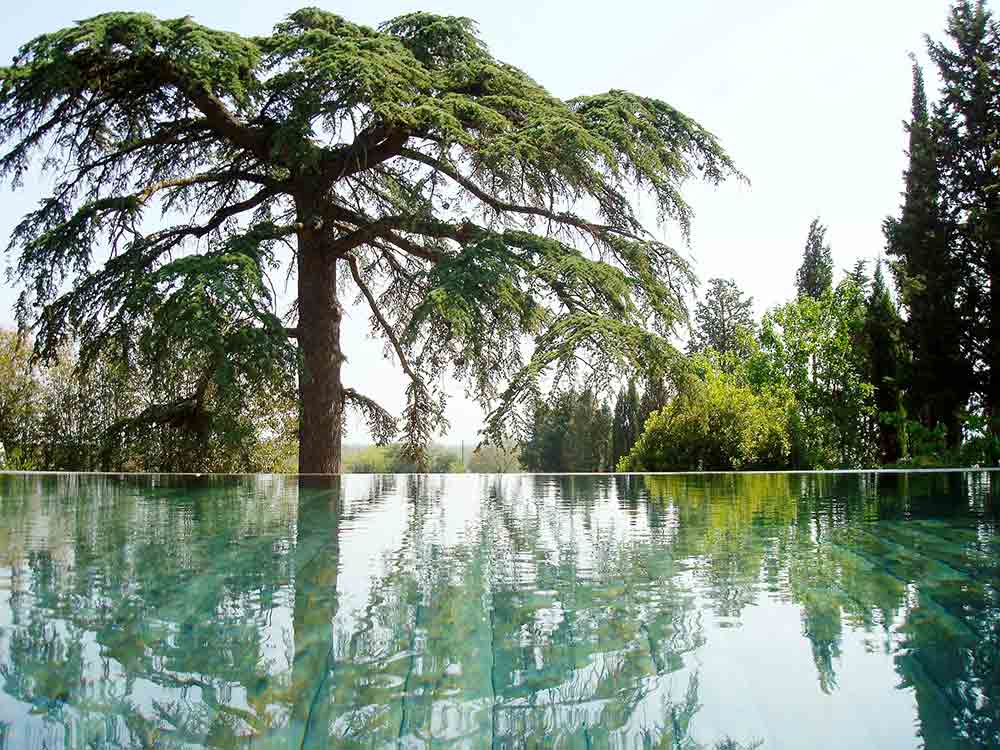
[347,254,420,384]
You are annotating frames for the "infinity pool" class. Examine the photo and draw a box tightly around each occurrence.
[0,472,996,749]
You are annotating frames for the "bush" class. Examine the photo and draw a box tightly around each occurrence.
[618,359,793,471]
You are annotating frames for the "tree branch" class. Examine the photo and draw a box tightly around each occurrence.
[398,147,647,243]
[347,254,421,384]
[325,204,451,263]
[160,62,273,162]
[135,170,280,204]
[322,125,409,184]
[342,386,397,445]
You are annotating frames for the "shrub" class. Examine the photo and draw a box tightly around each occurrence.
[619,360,793,471]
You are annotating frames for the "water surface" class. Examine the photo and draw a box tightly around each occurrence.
[0,472,997,749]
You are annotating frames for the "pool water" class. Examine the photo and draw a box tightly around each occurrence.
[0,472,997,749]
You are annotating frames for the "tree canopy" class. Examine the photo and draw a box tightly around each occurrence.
[926,0,1000,435]
[884,56,970,446]
[0,9,743,471]
[758,276,875,468]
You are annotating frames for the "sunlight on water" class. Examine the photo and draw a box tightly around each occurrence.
[0,472,997,749]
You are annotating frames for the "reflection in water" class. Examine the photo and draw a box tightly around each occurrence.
[0,472,997,748]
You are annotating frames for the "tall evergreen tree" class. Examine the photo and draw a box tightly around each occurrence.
[611,380,641,467]
[864,262,907,463]
[572,389,613,472]
[884,57,971,446]
[927,0,1000,435]
[688,277,755,358]
[521,388,612,472]
[795,219,834,299]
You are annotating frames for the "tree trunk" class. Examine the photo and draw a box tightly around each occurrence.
[297,219,344,474]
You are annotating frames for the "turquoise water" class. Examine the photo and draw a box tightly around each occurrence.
[0,472,997,749]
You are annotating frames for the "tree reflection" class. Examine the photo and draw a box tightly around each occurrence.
[0,471,995,748]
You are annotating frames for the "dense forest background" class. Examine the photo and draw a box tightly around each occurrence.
[1,2,998,474]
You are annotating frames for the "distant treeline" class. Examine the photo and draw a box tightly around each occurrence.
[341,442,521,474]
[0,330,300,473]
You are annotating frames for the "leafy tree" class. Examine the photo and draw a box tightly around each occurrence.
[795,219,834,299]
[611,379,642,467]
[0,329,297,472]
[758,278,876,468]
[521,391,572,472]
[568,388,613,471]
[863,262,907,463]
[619,354,793,471]
[0,10,742,472]
[926,1,1000,435]
[885,57,972,447]
[688,277,755,359]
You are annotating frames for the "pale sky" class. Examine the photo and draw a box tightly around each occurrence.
[0,0,964,444]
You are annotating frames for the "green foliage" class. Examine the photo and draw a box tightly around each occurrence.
[926,1,1000,432]
[758,278,877,468]
[619,354,794,471]
[521,388,613,472]
[795,218,834,299]
[0,8,744,469]
[611,379,641,468]
[884,55,971,446]
[638,369,674,431]
[467,442,521,473]
[0,331,40,468]
[0,329,298,472]
[879,2,1000,451]
[862,262,907,463]
[886,411,1000,467]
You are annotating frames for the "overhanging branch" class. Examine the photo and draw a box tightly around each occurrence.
[342,386,397,445]
[347,254,421,385]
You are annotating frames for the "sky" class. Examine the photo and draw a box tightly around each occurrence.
[0,0,966,444]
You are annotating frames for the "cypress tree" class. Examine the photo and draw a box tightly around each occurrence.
[927,1,1000,435]
[864,262,907,463]
[795,219,834,299]
[884,56,971,446]
[611,380,641,467]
